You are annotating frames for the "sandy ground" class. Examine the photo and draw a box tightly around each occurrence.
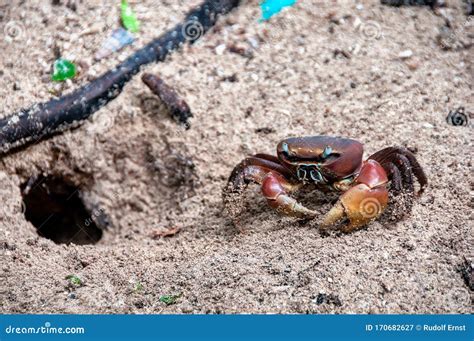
[0,0,473,314]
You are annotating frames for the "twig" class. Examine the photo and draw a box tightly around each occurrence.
[142,73,192,129]
[150,226,181,239]
[380,0,443,7]
[0,0,240,156]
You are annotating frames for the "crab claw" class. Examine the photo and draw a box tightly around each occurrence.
[262,173,317,219]
[321,183,389,232]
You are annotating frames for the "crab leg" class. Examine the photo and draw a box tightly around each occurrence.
[321,160,389,232]
[223,155,315,220]
[369,146,428,195]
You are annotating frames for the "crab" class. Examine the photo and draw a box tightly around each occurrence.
[223,136,427,232]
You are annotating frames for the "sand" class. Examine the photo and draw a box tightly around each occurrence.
[0,0,472,314]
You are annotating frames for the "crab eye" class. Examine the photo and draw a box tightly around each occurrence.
[281,142,289,155]
[321,146,332,159]
[281,142,296,159]
[310,169,322,182]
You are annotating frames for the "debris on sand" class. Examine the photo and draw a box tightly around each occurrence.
[255,127,275,134]
[65,274,83,287]
[150,226,181,239]
[133,281,144,293]
[314,293,343,306]
[159,293,181,305]
[398,49,413,59]
[459,258,474,290]
[95,28,135,61]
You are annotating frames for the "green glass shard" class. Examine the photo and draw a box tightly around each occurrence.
[121,0,140,33]
[52,58,76,82]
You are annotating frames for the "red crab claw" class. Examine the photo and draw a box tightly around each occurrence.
[223,154,316,228]
[321,160,389,232]
[262,172,317,219]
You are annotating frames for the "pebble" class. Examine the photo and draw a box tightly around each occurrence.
[353,17,362,29]
[398,49,413,59]
[79,23,102,37]
[295,36,305,46]
[180,303,193,313]
[453,77,461,87]
[118,53,127,62]
[215,67,225,78]
[352,43,361,55]
[405,59,419,71]
[247,37,259,49]
[422,123,434,129]
[215,44,226,55]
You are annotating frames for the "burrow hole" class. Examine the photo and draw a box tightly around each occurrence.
[21,175,103,245]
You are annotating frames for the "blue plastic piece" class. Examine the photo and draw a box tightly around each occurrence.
[260,0,297,21]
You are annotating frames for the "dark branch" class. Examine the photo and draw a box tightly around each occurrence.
[0,0,240,155]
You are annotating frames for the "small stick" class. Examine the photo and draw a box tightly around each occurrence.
[0,0,240,156]
[380,0,444,8]
[150,226,181,239]
[142,73,192,129]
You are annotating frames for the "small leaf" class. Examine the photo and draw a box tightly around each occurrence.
[134,281,144,292]
[65,274,82,286]
[52,58,76,82]
[159,293,181,305]
[121,0,140,33]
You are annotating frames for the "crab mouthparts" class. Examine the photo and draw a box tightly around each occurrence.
[297,166,325,184]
